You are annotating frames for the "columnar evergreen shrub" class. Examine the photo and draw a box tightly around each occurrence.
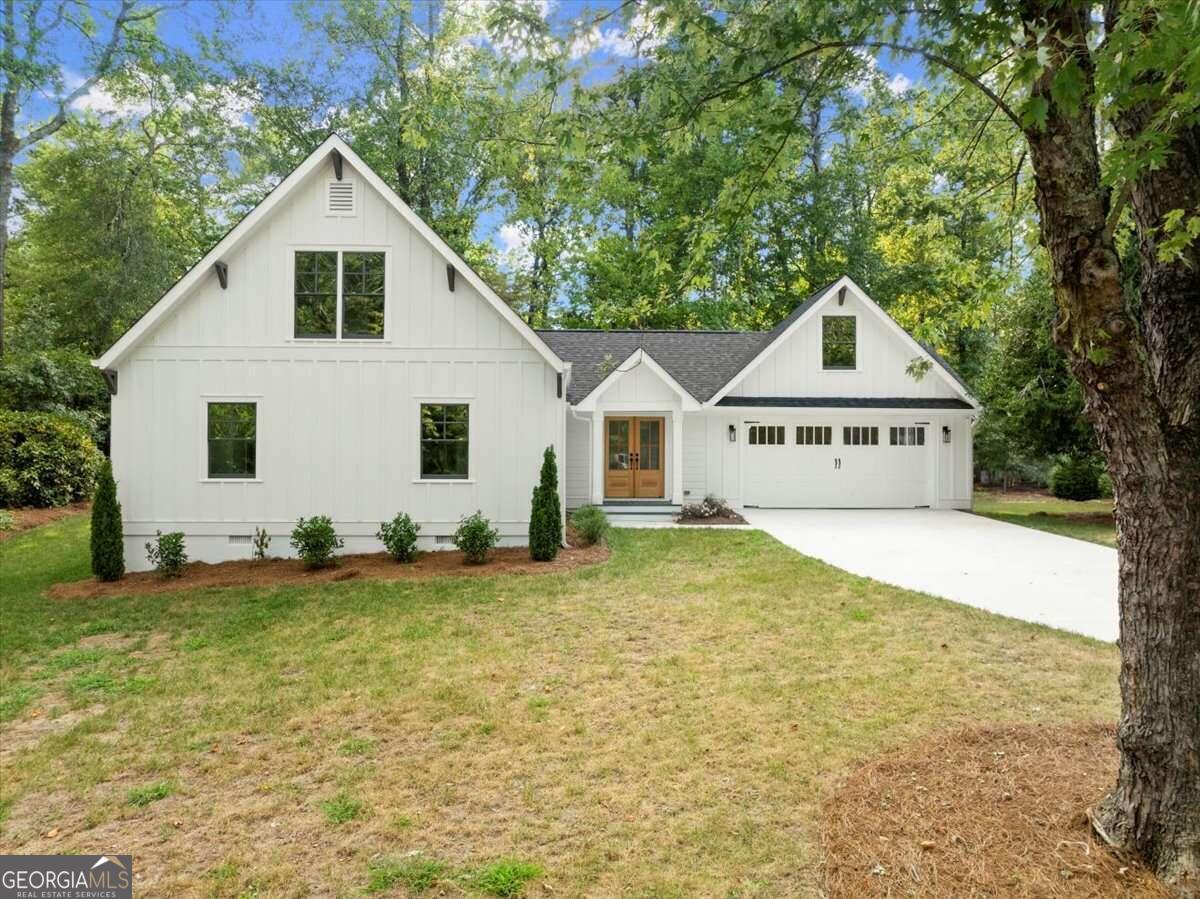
[0,410,102,507]
[528,445,562,561]
[377,512,420,562]
[290,516,343,568]
[90,460,124,581]
[145,530,187,577]
[1049,455,1102,501]
[454,511,499,564]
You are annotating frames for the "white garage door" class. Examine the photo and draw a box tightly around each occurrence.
[744,420,931,508]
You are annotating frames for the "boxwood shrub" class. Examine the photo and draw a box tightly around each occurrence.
[290,516,344,569]
[454,511,499,564]
[145,530,188,578]
[377,512,420,562]
[0,410,102,507]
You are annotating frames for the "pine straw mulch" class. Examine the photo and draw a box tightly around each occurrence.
[821,722,1170,899]
[48,542,610,599]
[0,502,90,540]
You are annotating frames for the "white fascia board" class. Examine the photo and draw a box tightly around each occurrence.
[575,348,701,411]
[95,134,563,374]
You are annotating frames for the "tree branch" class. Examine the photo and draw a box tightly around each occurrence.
[17,0,162,149]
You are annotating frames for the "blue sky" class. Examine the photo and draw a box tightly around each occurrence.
[28,0,927,257]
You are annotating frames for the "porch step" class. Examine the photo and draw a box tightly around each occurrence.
[596,502,681,526]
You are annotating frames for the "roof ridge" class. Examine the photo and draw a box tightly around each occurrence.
[535,328,766,335]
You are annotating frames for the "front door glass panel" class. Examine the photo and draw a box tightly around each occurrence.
[639,419,661,471]
[608,419,631,470]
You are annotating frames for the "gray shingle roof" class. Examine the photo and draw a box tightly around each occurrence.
[536,329,769,403]
[536,279,975,406]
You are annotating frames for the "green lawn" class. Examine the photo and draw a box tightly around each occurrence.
[1,514,1119,897]
[972,489,1116,546]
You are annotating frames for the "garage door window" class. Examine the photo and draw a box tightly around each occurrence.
[796,425,832,445]
[889,426,926,446]
[842,425,879,446]
[749,425,785,445]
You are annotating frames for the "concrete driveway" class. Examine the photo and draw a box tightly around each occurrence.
[746,509,1118,642]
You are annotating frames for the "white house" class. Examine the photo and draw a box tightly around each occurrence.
[95,135,978,571]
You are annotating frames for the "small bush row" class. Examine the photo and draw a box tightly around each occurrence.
[679,493,735,519]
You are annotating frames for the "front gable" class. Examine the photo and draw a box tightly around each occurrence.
[95,135,562,372]
[576,349,701,411]
[710,277,978,407]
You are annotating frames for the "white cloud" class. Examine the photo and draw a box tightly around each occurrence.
[71,82,153,118]
[497,221,534,269]
[568,6,670,60]
[887,72,913,94]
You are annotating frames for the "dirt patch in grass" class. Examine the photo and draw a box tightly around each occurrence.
[48,543,610,599]
[0,698,107,764]
[0,502,90,540]
[821,722,1168,899]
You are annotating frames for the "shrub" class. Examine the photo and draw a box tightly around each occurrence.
[679,493,734,519]
[290,515,343,568]
[0,509,13,531]
[528,445,561,561]
[1049,455,1102,501]
[145,530,187,578]
[1098,470,1114,499]
[90,460,124,581]
[377,512,420,562]
[454,511,499,564]
[569,506,609,546]
[0,410,102,507]
[252,526,271,561]
[0,349,110,448]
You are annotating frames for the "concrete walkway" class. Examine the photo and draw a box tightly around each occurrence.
[745,509,1118,642]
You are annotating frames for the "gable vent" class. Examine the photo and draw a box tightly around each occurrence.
[326,179,356,216]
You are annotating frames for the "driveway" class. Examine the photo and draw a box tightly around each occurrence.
[746,509,1118,642]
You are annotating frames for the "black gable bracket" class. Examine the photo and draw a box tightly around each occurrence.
[101,369,118,396]
[214,260,228,290]
[556,372,563,398]
[837,285,846,306]
[446,264,456,291]
[331,148,343,181]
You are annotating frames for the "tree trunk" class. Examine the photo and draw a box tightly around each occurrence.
[1018,2,1200,892]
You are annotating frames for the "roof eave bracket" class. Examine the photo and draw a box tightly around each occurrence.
[101,369,118,396]
[214,260,228,290]
[331,148,343,181]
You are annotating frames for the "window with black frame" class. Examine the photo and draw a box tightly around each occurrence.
[420,404,469,479]
[294,251,338,338]
[293,250,385,339]
[207,402,256,479]
[822,315,856,369]
[341,252,385,338]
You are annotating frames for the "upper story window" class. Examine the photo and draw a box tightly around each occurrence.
[207,402,256,479]
[822,315,856,369]
[294,250,385,340]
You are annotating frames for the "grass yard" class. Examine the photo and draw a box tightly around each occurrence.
[1,514,1120,897]
[973,488,1116,546]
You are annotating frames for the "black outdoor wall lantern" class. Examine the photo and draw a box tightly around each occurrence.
[943,425,952,444]
[728,424,737,442]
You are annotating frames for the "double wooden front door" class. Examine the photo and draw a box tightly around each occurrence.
[605,417,665,498]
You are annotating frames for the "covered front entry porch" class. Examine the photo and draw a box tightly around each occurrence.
[570,348,699,506]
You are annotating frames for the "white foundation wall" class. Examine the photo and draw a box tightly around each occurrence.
[109,161,563,571]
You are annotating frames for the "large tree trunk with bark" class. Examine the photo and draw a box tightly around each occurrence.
[1019,2,1200,893]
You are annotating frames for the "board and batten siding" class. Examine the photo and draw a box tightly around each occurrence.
[726,292,959,399]
[564,412,592,509]
[110,163,562,570]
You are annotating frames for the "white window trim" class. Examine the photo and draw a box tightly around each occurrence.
[820,313,859,373]
[200,395,262,484]
[413,397,474,484]
[289,245,390,343]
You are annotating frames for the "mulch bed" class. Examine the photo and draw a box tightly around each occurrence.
[821,722,1169,898]
[674,512,748,525]
[0,502,90,541]
[48,542,610,599]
